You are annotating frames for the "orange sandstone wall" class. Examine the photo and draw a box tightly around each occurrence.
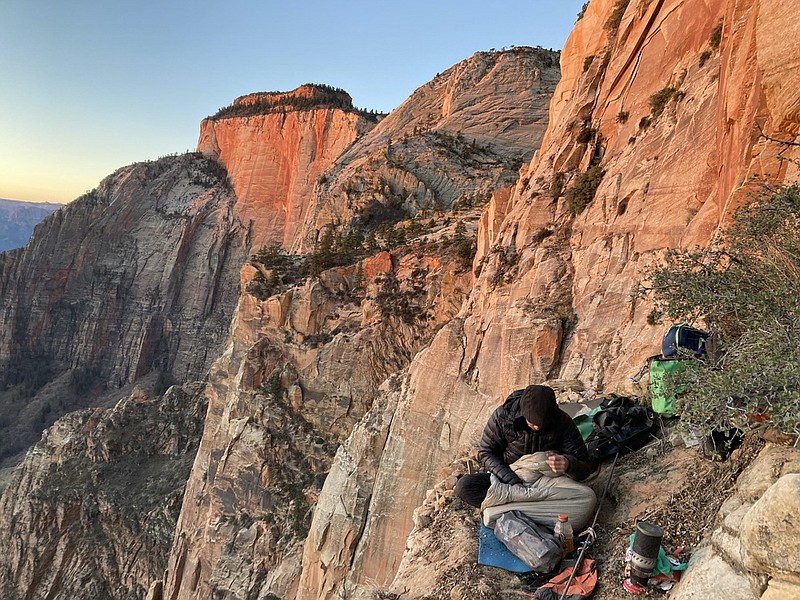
[198,106,374,250]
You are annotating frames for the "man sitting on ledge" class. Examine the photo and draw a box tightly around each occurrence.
[455,384,597,528]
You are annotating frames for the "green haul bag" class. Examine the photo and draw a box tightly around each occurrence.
[648,358,690,417]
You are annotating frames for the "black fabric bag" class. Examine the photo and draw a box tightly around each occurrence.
[585,396,654,463]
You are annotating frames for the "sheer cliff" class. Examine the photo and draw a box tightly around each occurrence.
[0,48,562,600]
[0,88,377,468]
[0,154,245,466]
[0,155,241,387]
[159,47,561,600]
[300,0,800,598]
[197,85,380,250]
[0,87,383,598]
[288,47,560,253]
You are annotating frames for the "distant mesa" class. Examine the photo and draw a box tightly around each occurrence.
[235,84,352,108]
[210,83,380,120]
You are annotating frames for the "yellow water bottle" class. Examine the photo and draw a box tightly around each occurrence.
[554,514,574,556]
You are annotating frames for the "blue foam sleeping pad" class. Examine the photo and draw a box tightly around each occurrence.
[477,523,533,573]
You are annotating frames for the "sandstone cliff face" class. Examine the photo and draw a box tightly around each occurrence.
[525,0,800,385]
[295,0,800,597]
[198,85,379,250]
[0,87,393,598]
[161,245,473,600]
[4,4,799,597]
[0,154,243,389]
[0,383,206,600]
[156,49,560,600]
[0,154,246,467]
[291,48,560,253]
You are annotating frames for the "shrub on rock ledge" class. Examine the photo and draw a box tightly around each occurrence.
[648,185,800,439]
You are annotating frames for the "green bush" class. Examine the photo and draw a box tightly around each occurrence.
[709,22,723,50]
[576,126,596,144]
[251,245,291,269]
[565,166,605,215]
[452,221,477,272]
[247,224,370,300]
[209,83,383,121]
[266,372,283,398]
[649,86,677,118]
[604,0,630,33]
[247,245,308,300]
[551,172,566,199]
[647,185,800,438]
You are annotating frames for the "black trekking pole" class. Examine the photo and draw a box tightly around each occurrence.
[558,452,620,600]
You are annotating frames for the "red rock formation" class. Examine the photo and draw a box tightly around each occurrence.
[518,0,800,385]
[198,85,378,250]
[3,3,799,595]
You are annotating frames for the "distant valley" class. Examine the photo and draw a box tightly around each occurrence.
[0,199,62,252]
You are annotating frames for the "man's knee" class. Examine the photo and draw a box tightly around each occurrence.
[454,472,491,508]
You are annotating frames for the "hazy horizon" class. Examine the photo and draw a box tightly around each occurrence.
[0,197,64,206]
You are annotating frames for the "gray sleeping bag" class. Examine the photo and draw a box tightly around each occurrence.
[481,452,596,529]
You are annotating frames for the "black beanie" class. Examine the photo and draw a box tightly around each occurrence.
[520,385,557,427]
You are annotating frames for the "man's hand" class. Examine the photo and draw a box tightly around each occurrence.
[546,453,569,475]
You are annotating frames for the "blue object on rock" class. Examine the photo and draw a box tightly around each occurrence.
[477,523,533,573]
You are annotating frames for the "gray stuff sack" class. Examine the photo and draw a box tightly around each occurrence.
[493,510,562,573]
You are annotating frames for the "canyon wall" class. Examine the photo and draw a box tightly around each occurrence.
[0,87,375,468]
[2,1,799,596]
[0,154,245,468]
[0,383,207,600]
[290,47,559,253]
[0,89,384,597]
[0,154,243,389]
[297,0,800,597]
[158,48,560,600]
[0,48,560,600]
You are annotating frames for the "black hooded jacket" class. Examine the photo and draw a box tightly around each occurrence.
[477,389,593,485]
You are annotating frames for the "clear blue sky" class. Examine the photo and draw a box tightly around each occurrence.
[1,1,585,204]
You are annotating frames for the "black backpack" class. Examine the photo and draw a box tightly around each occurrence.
[661,323,708,358]
[585,396,654,463]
